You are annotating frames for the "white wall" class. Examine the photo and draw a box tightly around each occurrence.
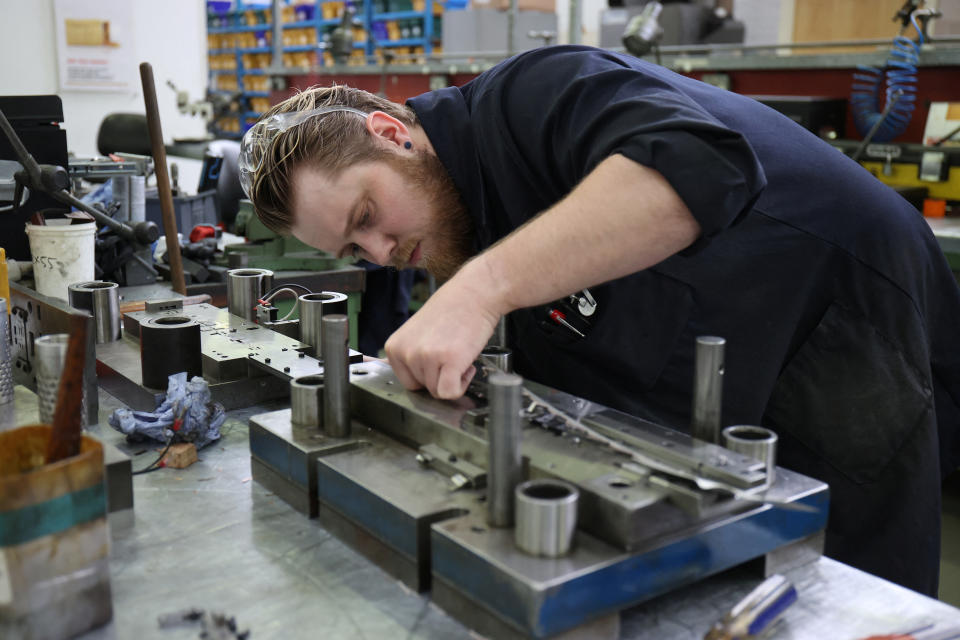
[0,0,209,157]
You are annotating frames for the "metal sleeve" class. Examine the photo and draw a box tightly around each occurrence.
[723,425,778,488]
[291,375,324,428]
[691,335,725,444]
[514,479,579,557]
[35,333,89,426]
[226,268,274,321]
[479,346,513,373]
[298,292,348,358]
[321,314,351,438]
[68,281,121,343]
[487,371,523,528]
[139,316,203,389]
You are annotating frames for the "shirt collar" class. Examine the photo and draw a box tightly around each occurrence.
[407,86,492,251]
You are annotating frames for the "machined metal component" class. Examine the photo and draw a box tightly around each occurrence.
[487,316,508,349]
[35,333,86,426]
[0,299,12,405]
[479,346,512,373]
[290,375,324,428]
[416,443,487,491]
[487,371,523,528]
[723,425,778,488]
[226,268,274,321]
[691,335,725,444]
[68,281,121,343]
[514,478,579,557]
[321,314,350,438]
[139,315,202,389]
[298,292,348,358]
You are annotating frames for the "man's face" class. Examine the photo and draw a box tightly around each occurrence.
[290,151,475,281]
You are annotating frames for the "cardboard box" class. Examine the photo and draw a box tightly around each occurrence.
[471,0,556,13]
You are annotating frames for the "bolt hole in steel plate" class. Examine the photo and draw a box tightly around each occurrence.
[608,479,633,489]
[352,370,368,375]
[470,526,486,534]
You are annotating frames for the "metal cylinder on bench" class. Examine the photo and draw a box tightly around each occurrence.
[0,299,13,405]
[139,316,202,389]
[514,478,579,557]
[487,371,523,528]
[479,346,513,373]
[321,314,350,438]
[35,333,87,426]
[723,425,778,488]
[298,291,348,358]
[68,281,121,343]
[291,375,324,428]
[691,335,725,444]
[226,268,274,321]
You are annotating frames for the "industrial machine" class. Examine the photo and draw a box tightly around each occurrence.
[246,332,829,639]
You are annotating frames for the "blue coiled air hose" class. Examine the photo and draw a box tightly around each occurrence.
[850,14,924,143]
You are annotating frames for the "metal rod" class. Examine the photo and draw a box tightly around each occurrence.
[487,371,523,528]
[691,336,725,444]
[271,0,284,69]
[139,61,187,295]
[321,314,351,438]
[0,105,41,187]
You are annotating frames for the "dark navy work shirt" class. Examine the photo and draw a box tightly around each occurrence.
[407,45,960,595]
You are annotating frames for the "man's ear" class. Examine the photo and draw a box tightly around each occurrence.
[365,111,412,150]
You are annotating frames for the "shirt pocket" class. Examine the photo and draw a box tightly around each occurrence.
[763,301,932,485]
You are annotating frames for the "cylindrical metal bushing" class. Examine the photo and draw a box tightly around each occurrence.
[68,281,122,343]
[487,371,523,528]
[321,314,350,438]
[691,335,725,444]
[0,298,13,405]
[298,291,348,358]
[226,268,274,321]
[514,479,579,557]
[35,333,87,426]
[723,425,778,488]
[291,375,324,428]
[479,346,513,373]
[139,316,203,389]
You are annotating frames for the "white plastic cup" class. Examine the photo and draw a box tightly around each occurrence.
[25,221,96,301]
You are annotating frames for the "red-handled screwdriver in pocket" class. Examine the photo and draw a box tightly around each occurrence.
[548,308,585,338]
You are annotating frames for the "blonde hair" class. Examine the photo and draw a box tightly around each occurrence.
[248,85,417,234]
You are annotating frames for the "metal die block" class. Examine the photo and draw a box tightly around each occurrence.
[430,480,828,640]
[315,427,479,592]
[248,408,360,518]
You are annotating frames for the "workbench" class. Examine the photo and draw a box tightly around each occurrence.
[4,387,960,640]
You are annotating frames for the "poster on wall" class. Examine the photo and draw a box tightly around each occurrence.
[54,0,135,92]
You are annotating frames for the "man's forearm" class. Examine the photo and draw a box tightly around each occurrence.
[460,154,702,317]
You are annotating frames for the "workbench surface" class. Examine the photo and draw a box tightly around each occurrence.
[5,387,960,640]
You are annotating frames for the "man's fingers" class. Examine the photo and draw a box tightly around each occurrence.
[387,354,423,391]
[436,363,476,399]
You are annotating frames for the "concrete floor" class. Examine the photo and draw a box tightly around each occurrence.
[942,471,960,606]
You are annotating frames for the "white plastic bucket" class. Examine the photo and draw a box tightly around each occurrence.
[25,222,96,301]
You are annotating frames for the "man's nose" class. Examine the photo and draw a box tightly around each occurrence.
[360,231,396,265]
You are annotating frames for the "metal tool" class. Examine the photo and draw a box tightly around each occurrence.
[704,574,797,640]
[0,298,12,405]
[487,371,523,528]
[692,335,725,443]
[548,308,585,337]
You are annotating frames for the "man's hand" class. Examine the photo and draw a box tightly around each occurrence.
[385,257,503,399]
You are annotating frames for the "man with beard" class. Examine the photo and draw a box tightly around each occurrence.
[241,46,960,597]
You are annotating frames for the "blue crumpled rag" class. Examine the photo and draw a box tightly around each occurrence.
[108,372,225,448]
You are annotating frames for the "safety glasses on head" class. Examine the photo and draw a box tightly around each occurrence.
[238,105,368,198]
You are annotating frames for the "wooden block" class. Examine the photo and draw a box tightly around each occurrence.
[162,443,198,469]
